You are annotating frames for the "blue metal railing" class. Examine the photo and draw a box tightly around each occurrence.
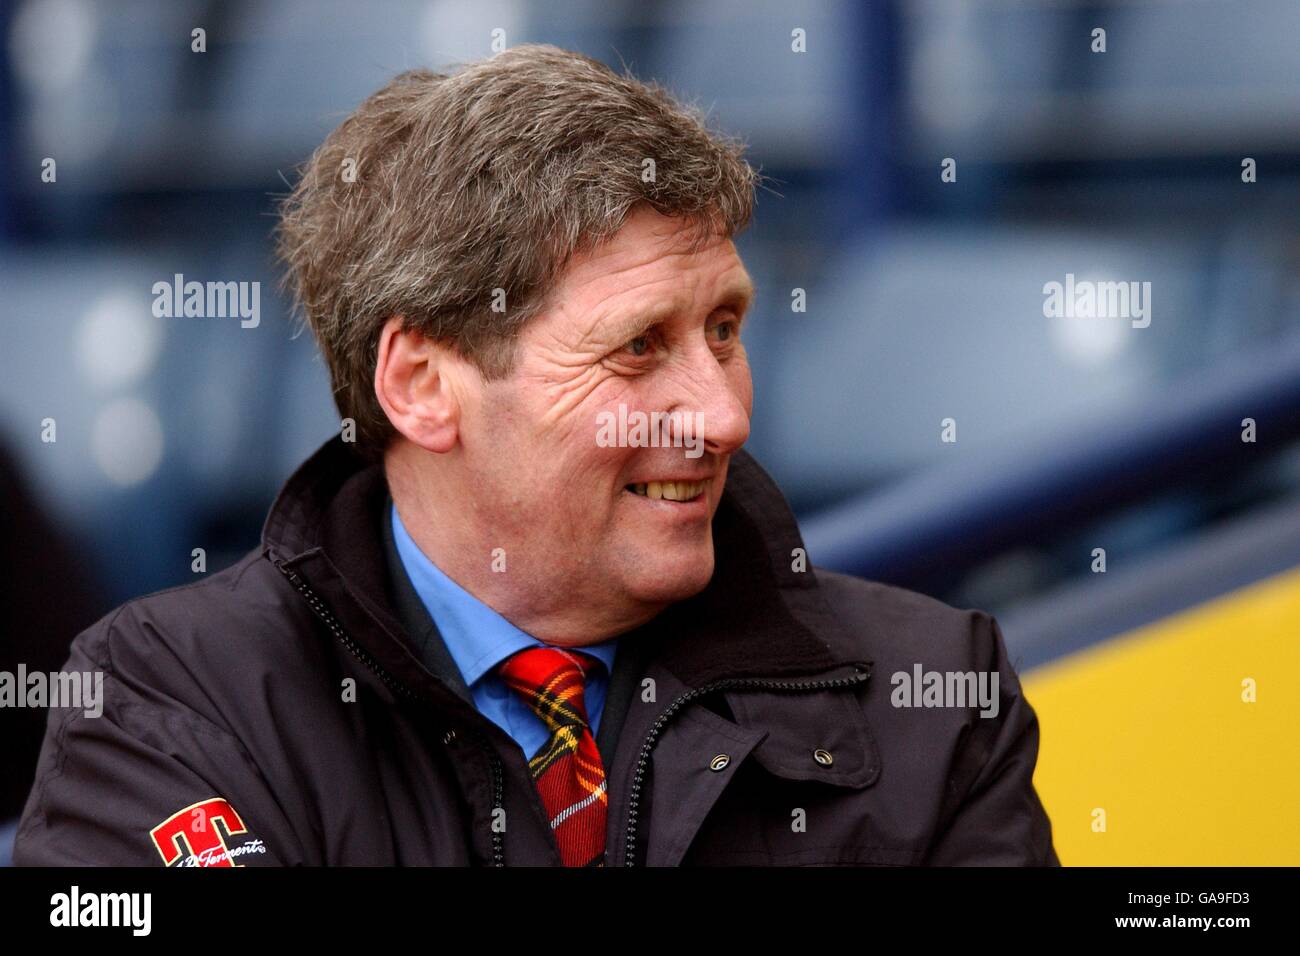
[798,333,1300,583]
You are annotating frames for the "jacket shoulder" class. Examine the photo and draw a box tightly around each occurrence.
[96,546,299,640]
[812,567,1012,677]
[66,548,321,726]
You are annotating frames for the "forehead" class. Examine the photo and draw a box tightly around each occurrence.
[550,207,751,310]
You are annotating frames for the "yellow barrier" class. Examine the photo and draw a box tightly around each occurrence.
[1023,566,1300,865]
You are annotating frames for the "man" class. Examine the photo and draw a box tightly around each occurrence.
[15,45,1057,866]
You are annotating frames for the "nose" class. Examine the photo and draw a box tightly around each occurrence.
[680,345,750,458]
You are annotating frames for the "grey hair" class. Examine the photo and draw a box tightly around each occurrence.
[275,43,759,456]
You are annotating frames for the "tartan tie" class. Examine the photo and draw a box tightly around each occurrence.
[497,646,608,867]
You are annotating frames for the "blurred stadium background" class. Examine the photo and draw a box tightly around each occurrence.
[1,0,1297,865]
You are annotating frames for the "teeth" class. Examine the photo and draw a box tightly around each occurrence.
[629,480,706,501]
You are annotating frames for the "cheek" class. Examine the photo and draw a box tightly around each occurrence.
[482,374,601,467]
[526,397,638,501]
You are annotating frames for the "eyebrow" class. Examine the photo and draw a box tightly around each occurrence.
[716,276,756,316]
[602,276,756,344]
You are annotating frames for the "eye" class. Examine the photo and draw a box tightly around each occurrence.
[709,320,738,343]
[616,328,665,360]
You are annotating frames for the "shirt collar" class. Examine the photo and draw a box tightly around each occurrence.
[389,502,617,687]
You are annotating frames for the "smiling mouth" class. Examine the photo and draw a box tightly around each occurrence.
[625,480,708,502]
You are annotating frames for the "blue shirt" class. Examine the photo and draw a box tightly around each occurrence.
[390,502,618,761]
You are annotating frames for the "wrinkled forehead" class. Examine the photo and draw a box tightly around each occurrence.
[551,210,751,312]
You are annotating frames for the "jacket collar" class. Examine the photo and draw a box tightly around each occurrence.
[262,435,872,691]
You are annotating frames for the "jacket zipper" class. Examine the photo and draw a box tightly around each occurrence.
[621,663,872,867]
[275,560,507,866]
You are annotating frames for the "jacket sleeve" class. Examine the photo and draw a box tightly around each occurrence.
[14,606,302,867]
[923,611,1060,866]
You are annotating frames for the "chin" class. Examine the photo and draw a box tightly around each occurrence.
[623,543,716,605]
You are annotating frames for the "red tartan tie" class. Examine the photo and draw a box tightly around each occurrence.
[497,646,608,867]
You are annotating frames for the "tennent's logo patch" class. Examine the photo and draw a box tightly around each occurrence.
[149,798,266,867]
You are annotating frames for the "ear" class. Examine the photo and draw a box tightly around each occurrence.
[373,316,461,454]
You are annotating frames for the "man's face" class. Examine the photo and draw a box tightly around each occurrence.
[456,206,754,631]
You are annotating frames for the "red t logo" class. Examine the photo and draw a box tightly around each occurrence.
[150,798,248,867]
